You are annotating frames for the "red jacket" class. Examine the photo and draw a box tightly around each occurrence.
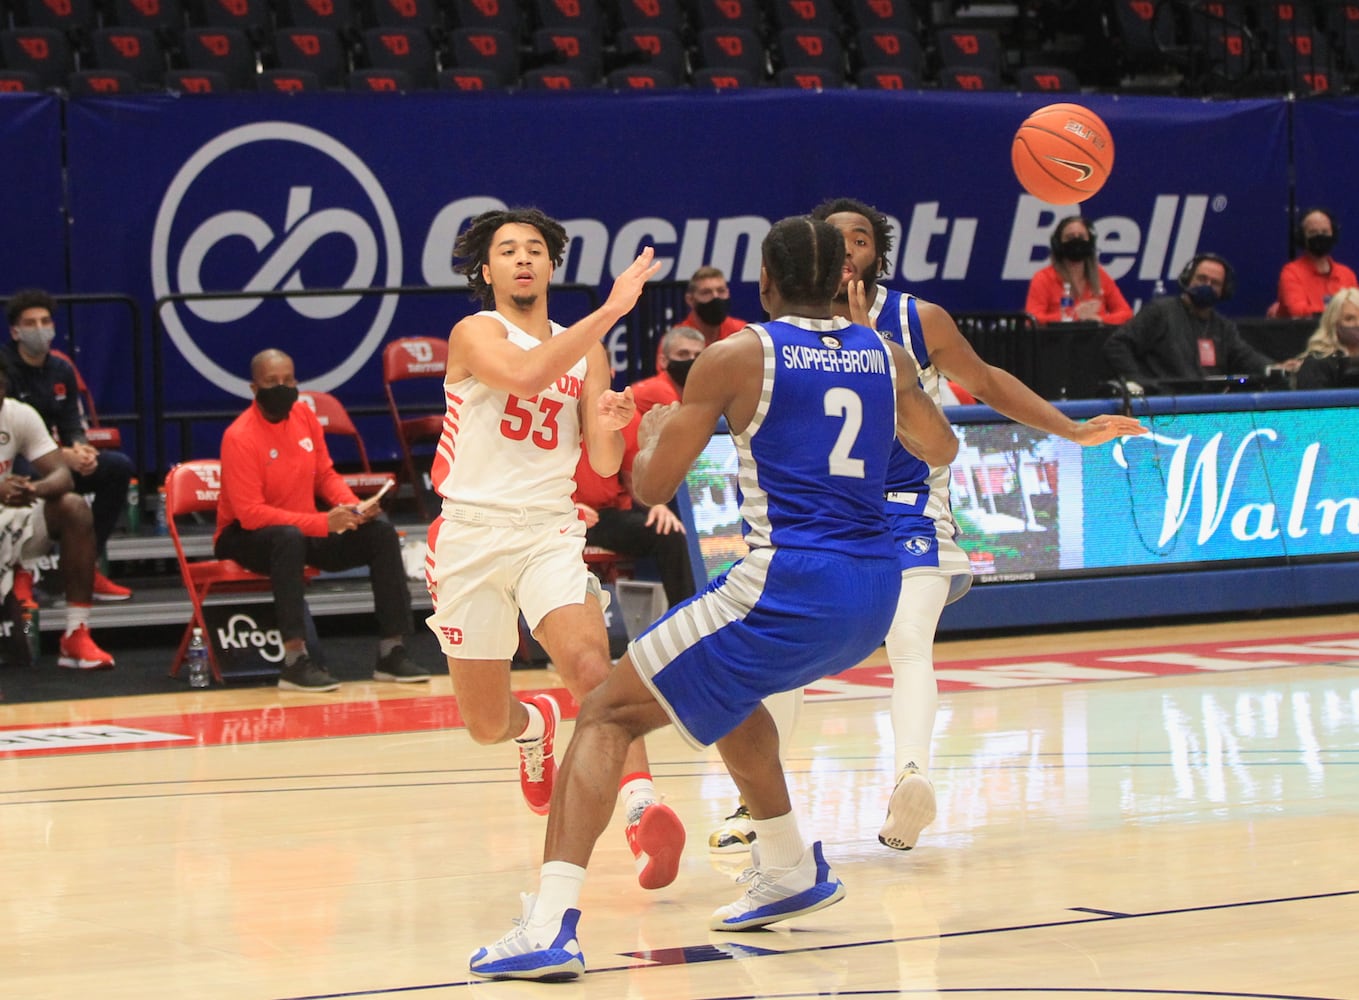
[216,401,357,542]
[1025,264,1133,325]
[1277,255,1359,317]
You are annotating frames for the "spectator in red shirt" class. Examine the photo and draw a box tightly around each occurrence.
[572,411,695,608]
[633,327,706,416]
[654,265,747,369]
[1025,215,1133,325]
[214,349,430,692]
[1277,208,1358,318]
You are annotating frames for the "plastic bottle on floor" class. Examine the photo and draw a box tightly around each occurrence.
[187,627,210,688]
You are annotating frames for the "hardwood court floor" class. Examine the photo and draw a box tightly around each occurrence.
[2,613,1357,1000]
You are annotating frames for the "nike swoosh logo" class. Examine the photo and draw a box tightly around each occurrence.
[1045,155,1094,181]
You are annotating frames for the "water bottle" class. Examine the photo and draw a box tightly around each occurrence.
[187,627,211,688]
[125,477,140,535]
[1060,281,1074,322]
[21,605,39,663]
[154,486,168,536]
[1152,278,1167,298]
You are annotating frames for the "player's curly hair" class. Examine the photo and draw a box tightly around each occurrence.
[809,197,893,280]
[5,288,57,327]
[762,216,843,307]
[453,208,567,309]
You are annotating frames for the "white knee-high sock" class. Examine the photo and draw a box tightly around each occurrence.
[886,573,950,777]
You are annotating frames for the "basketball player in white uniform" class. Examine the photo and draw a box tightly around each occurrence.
[424,208,686,891]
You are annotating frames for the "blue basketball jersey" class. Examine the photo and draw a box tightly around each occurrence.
[738,316,898,558]
[869,285,971,583]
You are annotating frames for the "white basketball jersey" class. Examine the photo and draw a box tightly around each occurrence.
[430,310,586,515]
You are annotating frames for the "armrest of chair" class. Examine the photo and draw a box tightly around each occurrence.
[86,427,122,449]
[341,471,398,497]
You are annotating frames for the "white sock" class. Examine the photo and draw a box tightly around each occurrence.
[527,861,586,935]
[65,604,91,636]
[886,574,949,777]
[516,700,545,743]
[619,773,657,816]
[750,811,804,870]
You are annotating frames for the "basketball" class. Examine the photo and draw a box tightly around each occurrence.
[1011,103,1114,205]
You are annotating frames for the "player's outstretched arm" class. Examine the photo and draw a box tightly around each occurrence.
[921,299,1146,445]
[450,248,663,398]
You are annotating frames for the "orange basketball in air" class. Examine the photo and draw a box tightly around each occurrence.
[1011,103,1114,205]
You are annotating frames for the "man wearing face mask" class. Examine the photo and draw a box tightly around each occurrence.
[1,289,135,602]
[214,348,431,691]
[570,327,705,609]
[1277,208,1357,319]
[1024,216,1133,325]
[632,327,705,417]
[1104,253,1297,393]
[673,266,746,349]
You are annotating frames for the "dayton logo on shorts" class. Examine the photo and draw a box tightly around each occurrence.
[150,122,403,400]
[439,626,464,645]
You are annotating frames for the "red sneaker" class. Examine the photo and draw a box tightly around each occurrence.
[58,625,115,670]
[12,569,37,610]
[92,572,132,602]
[516,694,560,815]
[625,801,686,890]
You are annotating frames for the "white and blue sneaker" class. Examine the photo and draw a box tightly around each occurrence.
[709,841,846,932]
[469,893,585,981]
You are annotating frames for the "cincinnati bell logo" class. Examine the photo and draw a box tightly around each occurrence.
[150,122,403,397]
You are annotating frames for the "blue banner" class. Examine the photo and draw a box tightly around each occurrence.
[0,95,65,298]
[60,92,1291,464]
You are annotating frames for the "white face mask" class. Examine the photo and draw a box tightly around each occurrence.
[15,325,55,355]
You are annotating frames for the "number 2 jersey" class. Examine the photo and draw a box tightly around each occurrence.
[738,315,898,560]
[430,310,584,517]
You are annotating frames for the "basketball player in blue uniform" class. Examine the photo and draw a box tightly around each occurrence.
[469,216,958,981]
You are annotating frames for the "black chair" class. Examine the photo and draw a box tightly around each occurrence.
[164,67,230,90]
[436,65,506,88]
[767,0,840,30]
[273,27,347,86]
[697,26,765,76]
[182,26,257,89]
[520,64,590,87]
[615,0,683,33]
[855,64,918,88]
[0,69,44,91]
[938,65,1004,89]
[934,25,1004,73]
[1015,64,1080,92]
[1,28,75,89]
[448,26,518,84]
[855,27,923,74]
[691,65,754,87]
[348,65,414,88]
[690,0,760,32]
[615,26,686,79]
[196,0,274,48]
[773,64,841,86]
[844,0,918,31]
[280,0,358,37]
[257,66,322,88]
[528,0,602,31]
[68,67,141,92]
[10,0,98,52]
[362,26,437,87]
[530,26,602,80]
[448,0,521,37]
[606,65,678,88]
[92,26,168,85]
[775,27,843,77]
[369,0,445,35]
[109,0,187,49]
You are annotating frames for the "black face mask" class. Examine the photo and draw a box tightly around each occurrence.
[255,384,299,422]
[666,358,695,387]
[1058,238,1094,261]
[693,297,730,326]
[1306,233,1336,257]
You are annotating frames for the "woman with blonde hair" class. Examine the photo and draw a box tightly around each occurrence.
[1296,286,1359,389]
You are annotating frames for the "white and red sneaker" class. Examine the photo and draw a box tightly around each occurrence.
[625,801,686,890]
[58,625,115,670]
[92,572,132,602]
[516,694,561,815]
